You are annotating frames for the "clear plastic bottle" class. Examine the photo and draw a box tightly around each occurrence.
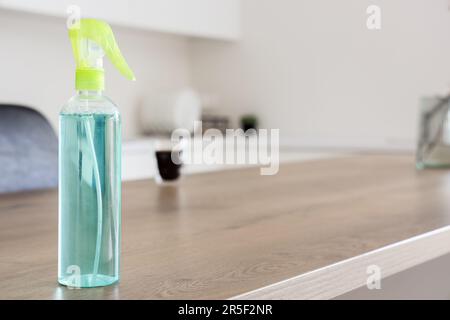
[58,91,121,287]
[59,19,134,288]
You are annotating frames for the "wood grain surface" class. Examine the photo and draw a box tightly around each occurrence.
[231,225,450,299]
[1,155,450,299]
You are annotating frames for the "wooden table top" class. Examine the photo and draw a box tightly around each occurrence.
[1,154,450,299]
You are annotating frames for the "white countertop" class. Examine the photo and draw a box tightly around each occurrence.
[122,137,344,181]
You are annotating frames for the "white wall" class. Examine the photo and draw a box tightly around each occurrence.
[0,9,191,139]
[190,0,450,150]
[3,1,450,149]
[0,0,241,40]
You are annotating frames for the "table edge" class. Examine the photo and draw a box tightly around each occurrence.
[230,225,450,300]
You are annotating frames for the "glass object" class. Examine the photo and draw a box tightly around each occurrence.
[154,140,183,185]
[416,96,450,169]
[59,91,121,288]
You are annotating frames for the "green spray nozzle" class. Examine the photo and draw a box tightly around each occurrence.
[69,18,135,90]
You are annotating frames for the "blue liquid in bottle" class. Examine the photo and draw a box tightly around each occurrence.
[58,101,121,288]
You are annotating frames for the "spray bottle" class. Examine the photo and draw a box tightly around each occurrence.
[58,19,135,288]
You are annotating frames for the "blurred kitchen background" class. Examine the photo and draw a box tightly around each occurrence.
[1,0,450,181]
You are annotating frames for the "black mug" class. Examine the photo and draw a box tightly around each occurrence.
[155,149,182,184]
